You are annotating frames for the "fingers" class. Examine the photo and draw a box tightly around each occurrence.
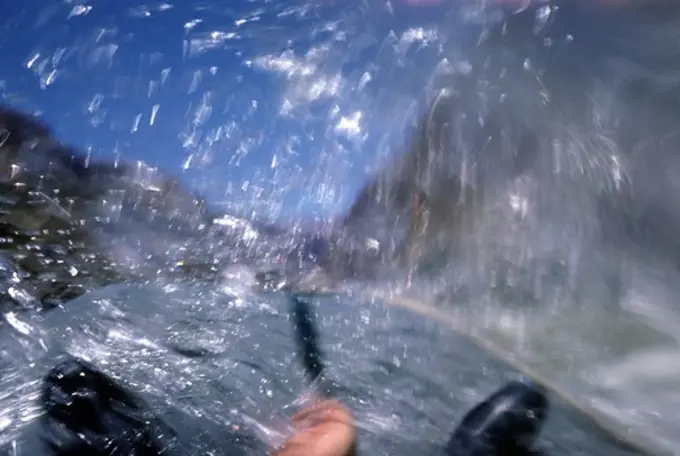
[290,400,354,429]
[274,400,356,456]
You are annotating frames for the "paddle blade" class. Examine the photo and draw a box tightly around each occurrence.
[290,294,326,382]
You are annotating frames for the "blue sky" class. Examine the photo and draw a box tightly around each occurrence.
[1,0,449,223]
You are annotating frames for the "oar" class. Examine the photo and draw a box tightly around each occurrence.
[290,293,327,389]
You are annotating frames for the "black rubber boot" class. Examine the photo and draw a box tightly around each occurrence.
[41,355,177,456]
[445,380,549,456]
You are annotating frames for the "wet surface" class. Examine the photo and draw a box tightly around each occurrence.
[0,284,653,456]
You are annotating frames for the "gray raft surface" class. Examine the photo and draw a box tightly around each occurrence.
[361,290,668,456]
[0,283,669,456]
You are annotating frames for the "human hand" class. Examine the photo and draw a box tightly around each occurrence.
[273,399,356,456]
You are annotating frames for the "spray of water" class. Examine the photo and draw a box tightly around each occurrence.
[2,0,680,454]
